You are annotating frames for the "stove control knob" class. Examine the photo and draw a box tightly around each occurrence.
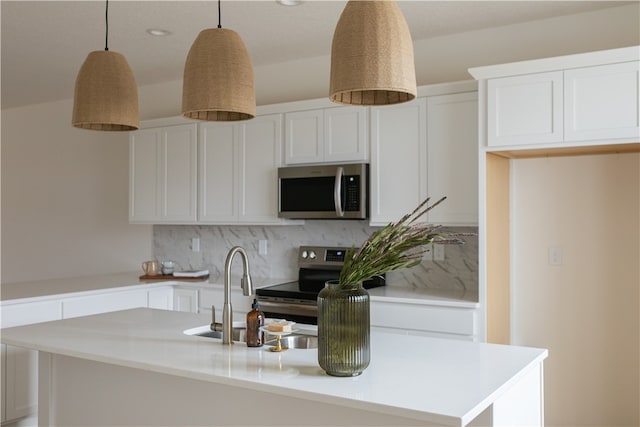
[301,250,308,259]
[309,251,317,259]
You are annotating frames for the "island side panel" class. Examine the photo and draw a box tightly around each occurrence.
[39,353,455,427]
[490,363,544,426]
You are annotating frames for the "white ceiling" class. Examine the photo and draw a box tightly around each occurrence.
[1,0,633,109]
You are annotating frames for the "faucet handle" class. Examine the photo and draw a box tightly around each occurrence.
[210,306,223,331]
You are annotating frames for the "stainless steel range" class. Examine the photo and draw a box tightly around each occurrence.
[255,246,385,324]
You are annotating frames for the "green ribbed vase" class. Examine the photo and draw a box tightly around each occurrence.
[317,280,370,377]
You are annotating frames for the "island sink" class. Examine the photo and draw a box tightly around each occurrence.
[183,325,318,349]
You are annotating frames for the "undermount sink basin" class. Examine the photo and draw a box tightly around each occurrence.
[267,334,318,349]
[183,325,318,349]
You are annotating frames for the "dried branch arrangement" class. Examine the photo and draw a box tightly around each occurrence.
[339,197,467,287]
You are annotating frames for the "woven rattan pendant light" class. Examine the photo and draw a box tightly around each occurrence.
[72,0,139,131]
[182,0,255,121]
[330,0,416,106]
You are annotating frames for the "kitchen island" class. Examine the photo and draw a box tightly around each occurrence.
[1,308,546,426]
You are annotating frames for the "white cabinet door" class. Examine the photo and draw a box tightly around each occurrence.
[285,109,323,164]
[173,288,199,313]
[239,114,283,223]
[370,98,427,225]
[129,128,161,221]
[564,61,640,142]
[487,71,563,146]
[1,300,62,422]
[200,115,284,224]
[199,122,239,223]
[427,92,479,225]
[63,290,148,319]
[285,107,368,165]
[324,106,368,162]
[148,286,174,310]
[129,124,198,223]
[162,124,198,222]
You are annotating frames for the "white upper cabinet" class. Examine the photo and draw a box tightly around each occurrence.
[370,84,479,227]
[199,122,238,223]
[199,114,284,224]
[129,123,198,223]
[370,98,427,225]
[427,92,479,225]
[471,46,640,149]
[129,128,161,221]
[564,61,640,142]
[324,107,368,162]
[285,106,368,164]
[239,114,283,223]
[487,71,563,146]
[284,109,323,164]
[162,125,198,221]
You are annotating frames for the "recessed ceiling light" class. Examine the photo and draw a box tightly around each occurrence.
[146,28,172,37]
[277,0,303,6]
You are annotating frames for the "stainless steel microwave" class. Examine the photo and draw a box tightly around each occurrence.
[278,163,368,219]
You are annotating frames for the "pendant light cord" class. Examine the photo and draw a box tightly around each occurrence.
[104,0,109,51]
[217,0,222,28]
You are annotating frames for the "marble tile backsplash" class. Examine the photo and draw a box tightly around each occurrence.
[153,222,478,293]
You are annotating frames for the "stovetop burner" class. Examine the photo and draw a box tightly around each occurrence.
[255,281,319,302]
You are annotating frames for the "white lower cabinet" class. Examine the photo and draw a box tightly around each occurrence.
[148,286,174,310]
[63,289,149,319]
[370,300,476,341]
[173,287,199,313]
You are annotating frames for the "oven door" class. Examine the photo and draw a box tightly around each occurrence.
[258,299,318,325]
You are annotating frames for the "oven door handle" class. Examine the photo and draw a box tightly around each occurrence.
[258,300,318,316]
[334,166,345,217]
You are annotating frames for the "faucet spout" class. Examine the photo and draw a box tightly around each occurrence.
[222,246,253,345]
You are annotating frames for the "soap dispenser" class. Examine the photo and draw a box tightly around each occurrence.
[246,299,265,347]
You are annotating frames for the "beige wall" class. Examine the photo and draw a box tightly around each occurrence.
[511,153,640,426]
[1,99,152,283]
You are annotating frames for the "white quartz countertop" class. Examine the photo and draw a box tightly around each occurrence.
[0,272,292,303]
[1,271,478,308]
[1,308,546,426]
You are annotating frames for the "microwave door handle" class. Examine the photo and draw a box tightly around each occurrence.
[334,166,345,217]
